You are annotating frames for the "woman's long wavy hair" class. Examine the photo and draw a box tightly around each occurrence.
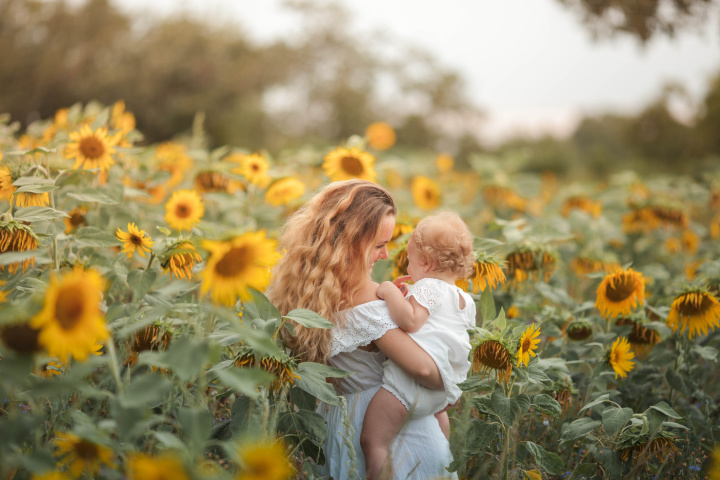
[266,180,397,364]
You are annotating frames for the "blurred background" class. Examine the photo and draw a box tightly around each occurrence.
[2,0,720,179]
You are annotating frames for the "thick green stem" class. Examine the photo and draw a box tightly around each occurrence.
[499,424,511,480]
[105,340,124,395]
[145,251,156,270]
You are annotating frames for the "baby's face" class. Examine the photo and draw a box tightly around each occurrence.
[406,238,430,282]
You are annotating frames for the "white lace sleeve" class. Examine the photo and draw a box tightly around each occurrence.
[330,301,398,357]
[407,278,443,314]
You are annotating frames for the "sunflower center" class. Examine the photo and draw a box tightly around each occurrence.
[250,163,260,172]
[424,189,434,201]
[74,440,99,459]
[79,137,105,159]
[130,234,144,246]
[175,203,191,218]
[70,212,86,226]
[340,156,364,175]
[215,246,251,278]
[521,338,531,352]
[606,275,636,302]
[55,287,85,330]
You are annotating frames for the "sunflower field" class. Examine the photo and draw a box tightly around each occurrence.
[0,101,719,480]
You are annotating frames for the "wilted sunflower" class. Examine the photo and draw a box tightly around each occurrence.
[651,204,688,229]
[29,268,108,361]
[561,195,602,218]
[200,231,281,305]
[0,220,39,273]
[570,256,621,277]
[472,339,513,384]
[616,317,661,357]
[164,190,205,231]
[64,206,88,233]
[622,207,660,234]
[265,177,306,206]
[194,170,235,194]
[457,257,506,293]
[566,319,593,340]
[618,430,679,465]
[14,191,50,208]
[0,322,42,354]
[516,323,541,367]
[155,142,193,187]
[606,336,635,379]
[411,176,441,210]
[323,146,377,183]
[237,440,294,480]
[0,164,14,200]
[505,247,557,284]
[160,241,202,281]
[124,324,171,367]
[116,222,154,259]
[54,431,114,478]
[595,268,645,319]
[365,122,396,151]
[127,453,190,480]
[236,350,300,391]
[435,153,454,174]
[665,288,720,339]
[64,124,117,171]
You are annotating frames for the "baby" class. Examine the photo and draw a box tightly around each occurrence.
[360,211,477,480]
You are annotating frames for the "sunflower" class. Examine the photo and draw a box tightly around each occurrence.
[651,204,688,229]
[322,147,377,183]
[155,142,193,187]
[506,305,519,319]
[711,215,720,240]
[565,319,593,341]
[127,453,190,480]
[411,176,441,210]
[681,228,699,255]
[265,177,306,206]
[39,360,63,378]
[124,324,171,367]
[0,279,7,303]
[435,153,454,174]
[619,432,679,465]
[506,247,557,284]
[606,336,635,379]
[14,191,50,208]
[570,256,621,277]
[616,317,660,357]
[709,445,720,480]
[236,350,300,391]
[110,100,136,137]
[194,170,235,194]
[392,246,409,278]
[237,440,294,480]
[63,125,117,171]
[516,323,541,367]
[622,207,660,234]
[64,206,88,233]
[31,472,71,480]
[54,431,114,478]
[472,339,512,384]
[365,122,396,151]
[200,231,281,305]
[665,288,720,339]
[116,223,154,259]
[458,257,506,293]
[229,153,271,187]
[561,195,602,218]
[595,268,645,319]
[0,322,42,354]
[164,190,205,231]
[0,164,14,200]
[29,268,108,361]
[389,220,414,251]
[0,220,39,274]
[482,184,527,212]
[160,241,202,281]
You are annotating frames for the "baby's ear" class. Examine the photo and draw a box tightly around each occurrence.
[422,260,434,273]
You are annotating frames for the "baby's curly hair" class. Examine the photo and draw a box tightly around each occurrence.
[411,211,475,279]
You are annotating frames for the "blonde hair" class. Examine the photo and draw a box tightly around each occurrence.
[266,180,397,364]
[411,211,475,279]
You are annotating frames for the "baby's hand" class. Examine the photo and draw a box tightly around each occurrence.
[377,280,399,299]
[393,275,411,296]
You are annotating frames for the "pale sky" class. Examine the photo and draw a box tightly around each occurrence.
[117,0,720,143]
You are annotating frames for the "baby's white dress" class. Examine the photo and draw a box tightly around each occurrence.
[382,278,476,417]
[317,300,457,480]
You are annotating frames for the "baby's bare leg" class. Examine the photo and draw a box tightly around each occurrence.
[360,388,408,480]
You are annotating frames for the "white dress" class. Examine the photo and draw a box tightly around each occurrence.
[382,278,476,417]
[317,300,458,480]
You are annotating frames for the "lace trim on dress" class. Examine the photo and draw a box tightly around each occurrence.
[330,302,398,357]
[407,278,444,314]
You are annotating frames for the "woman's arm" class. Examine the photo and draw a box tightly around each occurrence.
[373,329,444,390]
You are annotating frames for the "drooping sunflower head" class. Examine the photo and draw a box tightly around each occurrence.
[14,191,50,208]
[63,124,117,172]
[595,268,646,319]
[29,268,108,361]
[124,324,172,367]
[0,163,15,200]
[322,146,377,183]
[460,254,507,294]
[561,195,602,218]
[622,206,660,234]
[665,287,720,339]
[265,177,306,206]
[54,431,114,478]
[435,153,454,174]
[472,339,513,384]
[606,336,635,379]
[505,246,557,284]
[0,322,42,355]
[64,206,88,234]
[651,204,688,229]
[615,315,661,357]
[235,349,300,392]
[570,255,621,278]
[159,241,203,281]
[516,323,541,367]
[200,231,281,305]
[127,453,190,480]
[116,222,154,259]
[155,142,193,187]
[618,429,680,466]
[565,318,594,341]
[365,122,396,151]
[0,220,40,274]
[482,184,527,212]
[194,170,234,194]
[411,176,441,210]
[164,189,205,231]
[236,440,294,480]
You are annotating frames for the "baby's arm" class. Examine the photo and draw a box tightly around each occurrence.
[376,280,429,333]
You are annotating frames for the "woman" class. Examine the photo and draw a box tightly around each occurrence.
[266,179,456,479]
